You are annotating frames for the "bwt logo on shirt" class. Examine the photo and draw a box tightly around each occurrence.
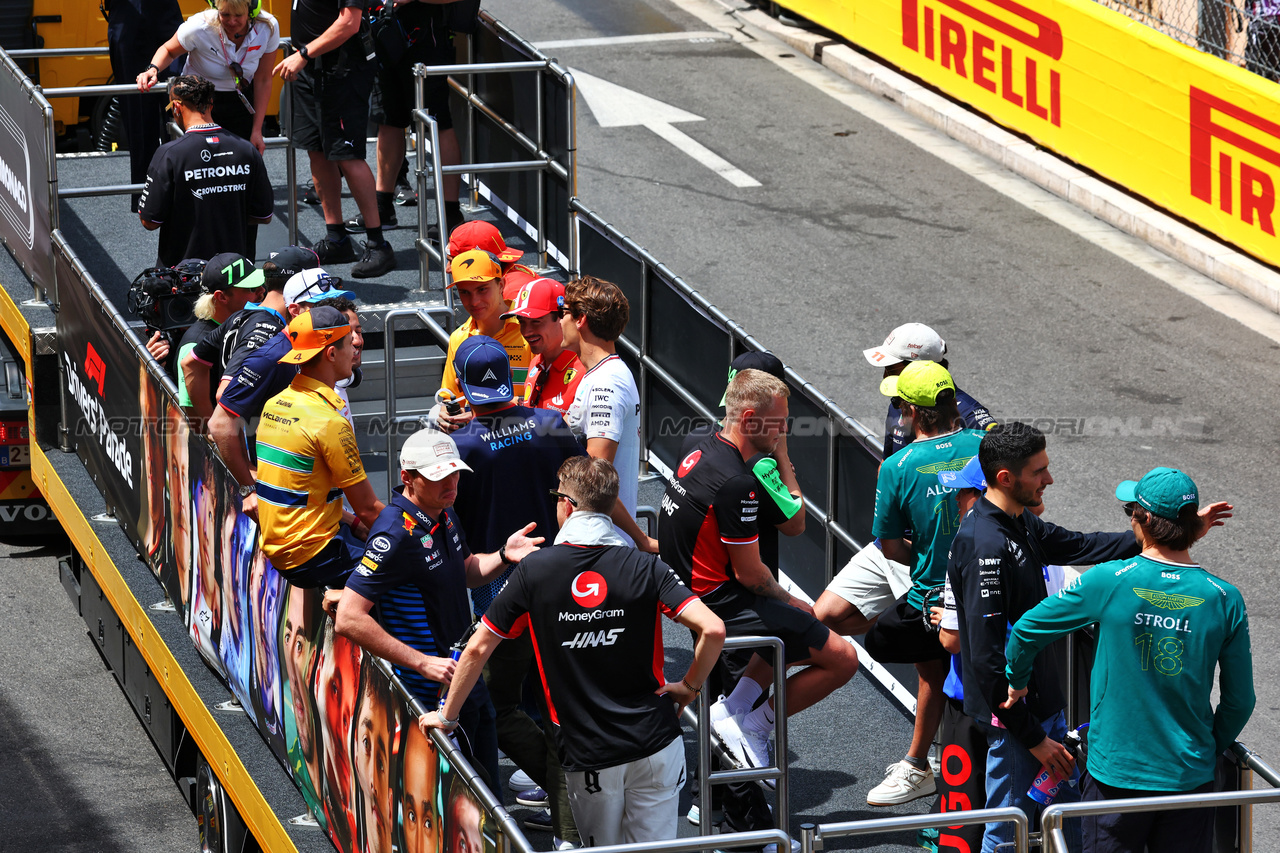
[901,0,1062,127]
[571,571,608,608]
[1190,87,1279,239]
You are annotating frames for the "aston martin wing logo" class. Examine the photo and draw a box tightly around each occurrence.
[916,456,973,476]
[1133,588,1204,610]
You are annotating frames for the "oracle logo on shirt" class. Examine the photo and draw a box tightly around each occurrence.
[678,449,702,478]
[571,571,608,608]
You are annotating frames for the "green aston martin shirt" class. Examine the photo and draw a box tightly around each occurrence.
[1006,555,1254,791]
[872,427,984,608]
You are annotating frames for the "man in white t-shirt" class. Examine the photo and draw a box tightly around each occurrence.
[560,276,657,551]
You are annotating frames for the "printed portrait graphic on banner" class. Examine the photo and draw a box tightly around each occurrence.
[139,362,167,571]
[317,620,363,853]
[220,478,255,711]
[282,585,327,829]
[355,657,402,853]
[251,545,288,759]
[190,448,225,673]
[164,399,192,617]
[398,721,442,853]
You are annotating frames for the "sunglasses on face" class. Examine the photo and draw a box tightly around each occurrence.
[301,274,344,298]
[548,489,578,507]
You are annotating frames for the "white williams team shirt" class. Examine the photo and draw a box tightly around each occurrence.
[178,10,281,92]
[566,354,640,546]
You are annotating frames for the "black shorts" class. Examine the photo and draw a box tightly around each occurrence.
[862,593,948,663]
[291,50,375,160]
[1081,773,1215,853]
[371,31,455,130]
[703,584,830,665]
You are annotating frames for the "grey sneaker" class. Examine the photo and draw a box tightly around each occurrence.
[314,236,356,265]
[866,760,936,806]
[351,240,396,279]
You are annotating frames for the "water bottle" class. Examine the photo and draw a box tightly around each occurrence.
[1027,723,1088,805]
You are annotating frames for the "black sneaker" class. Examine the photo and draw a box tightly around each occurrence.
[351,240,396,278]
[314,236,357,264]
[301,181,321,206]
[344,208,397,233]
[394,179,418,206]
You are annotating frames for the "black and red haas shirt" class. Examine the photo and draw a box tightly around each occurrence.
[658,432,761,596]
[481,542,696,772]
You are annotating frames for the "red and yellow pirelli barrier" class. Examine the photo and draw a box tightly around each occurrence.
[782,0,1280,268]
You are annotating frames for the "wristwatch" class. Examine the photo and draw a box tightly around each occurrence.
[238,483,256,498]
[298,44,311,62]
[498,546,514,565]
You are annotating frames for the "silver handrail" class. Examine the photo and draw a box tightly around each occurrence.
[579,829,793,853]
[382,307,454,496]
[1041,787,1280,853]
[365,655,536,853]
[411,84,449,298]
[696,636,789,837]
[799,807,1030,853]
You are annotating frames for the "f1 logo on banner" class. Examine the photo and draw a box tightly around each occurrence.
[1190,87,1278,239]
[901,0,1062,126]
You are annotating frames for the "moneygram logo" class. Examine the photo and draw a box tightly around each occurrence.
[571,570,607,608]
[1189,87,1278,238]
[901,0,1062,127]
[0,103,34,250]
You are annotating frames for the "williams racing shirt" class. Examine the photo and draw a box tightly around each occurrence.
[139,124,273,267]
[482,540,696,771]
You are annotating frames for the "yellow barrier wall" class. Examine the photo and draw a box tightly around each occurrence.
[782,0,1280,268]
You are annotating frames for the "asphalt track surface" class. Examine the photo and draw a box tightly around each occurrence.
[0,529,196,850]
[6,0,1280,847]
[483,0,1280,841]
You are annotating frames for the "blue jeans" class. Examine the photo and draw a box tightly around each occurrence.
[981,710,1081,853]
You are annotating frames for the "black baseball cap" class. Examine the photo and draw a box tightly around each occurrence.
[720,351,786,406]
[201,253,264,293]
[263,246,320,282]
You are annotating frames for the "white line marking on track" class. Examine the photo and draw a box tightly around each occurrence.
[534,31,731,49]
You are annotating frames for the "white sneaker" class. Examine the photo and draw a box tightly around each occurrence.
[714,713,773,778]
[866,760,936,806]
[710,695,735,727]
[763,841,801,853]
[554,838,577,850]
[508,769,535,791]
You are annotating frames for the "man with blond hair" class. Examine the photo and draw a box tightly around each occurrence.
[659,369,859,775]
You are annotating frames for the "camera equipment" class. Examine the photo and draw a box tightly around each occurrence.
[127,261,204,332]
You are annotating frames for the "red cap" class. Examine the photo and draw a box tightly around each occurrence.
[447,221,523,269]
[502,277,566,319]
[501,266,538,302]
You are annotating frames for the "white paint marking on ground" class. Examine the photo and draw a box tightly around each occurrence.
[666,0,1280,346]
[572,67,761,188]
[534,31,731,49]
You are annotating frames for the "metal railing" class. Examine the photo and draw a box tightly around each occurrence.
[1091,0,1279,81]
[694,636,790,837]
[367,655,536,853]
[381,306,455,496]
[1041,786,1280,853]
[576,829,794,853]
[800,807,1030,853]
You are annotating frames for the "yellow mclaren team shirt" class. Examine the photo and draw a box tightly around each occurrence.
[256,374,367,570]
[440,316,532,403]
